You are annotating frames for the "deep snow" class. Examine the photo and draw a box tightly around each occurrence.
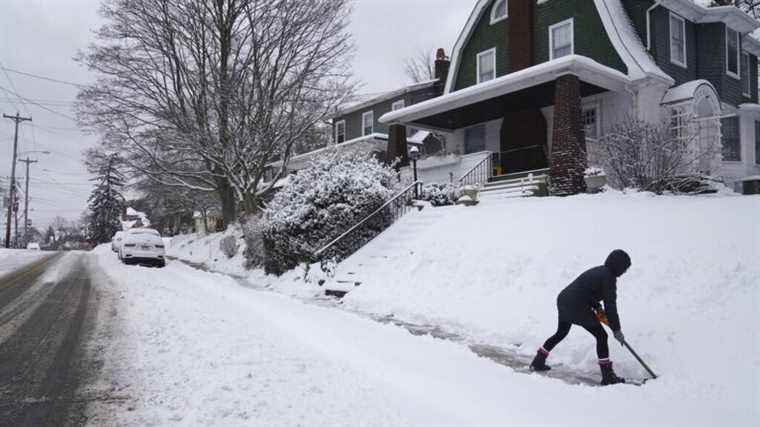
[154,191,757,425]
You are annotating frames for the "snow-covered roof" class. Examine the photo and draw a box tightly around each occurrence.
[743,34,760,57]
[660,0,759,34]
[381,55,630,128]
[594,0,673,84]
[444,0,493,94]
[408,130,431,144]
[335,79,439,118]
[446,0,759,94]
[446,0,673,93]
[661,79,718,104]
[267,133,389,169]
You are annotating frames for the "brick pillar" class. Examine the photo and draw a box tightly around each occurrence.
[550,74,587,195]
[386,125,409,169]
[508,0,534,72]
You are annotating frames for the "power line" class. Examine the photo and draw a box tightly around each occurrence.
[0,67,86,88]
[0,63,24,113]
[0,83,77,122]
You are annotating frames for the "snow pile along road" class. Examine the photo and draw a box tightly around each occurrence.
[0,248,50,277]
[166,225,248,277]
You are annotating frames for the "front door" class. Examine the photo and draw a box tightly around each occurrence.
[500,109,548,173]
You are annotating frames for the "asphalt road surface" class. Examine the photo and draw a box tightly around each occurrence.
[0,253,95,426]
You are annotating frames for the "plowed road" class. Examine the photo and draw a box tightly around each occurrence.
[0,253,94,426]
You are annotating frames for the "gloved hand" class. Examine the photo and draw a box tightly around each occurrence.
[595,309,609,326]
[613,330,626,345]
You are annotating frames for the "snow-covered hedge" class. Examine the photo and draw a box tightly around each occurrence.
[420,183,463,207]
[259,151,397,275]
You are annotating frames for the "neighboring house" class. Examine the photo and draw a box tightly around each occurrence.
[121,207,150,230]
[193,210,224,235]
[261,50,451,183]
[381,0,760,193]
[329,49,452,163]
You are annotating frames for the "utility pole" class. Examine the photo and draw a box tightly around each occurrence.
[18,157,38,244]
[3,112,32,248]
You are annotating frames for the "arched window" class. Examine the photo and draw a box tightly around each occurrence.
[491,0,508,24]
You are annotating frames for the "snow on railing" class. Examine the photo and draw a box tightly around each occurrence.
[458,152,493,187]
[313,180,422,260]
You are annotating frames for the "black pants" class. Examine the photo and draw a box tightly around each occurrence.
[542,308,609,359]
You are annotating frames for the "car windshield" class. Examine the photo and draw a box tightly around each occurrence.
[129,229,159,236]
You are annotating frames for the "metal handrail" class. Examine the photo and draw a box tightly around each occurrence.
[458,152,493,186]
[499,144,545,155]
[313,180,422,258]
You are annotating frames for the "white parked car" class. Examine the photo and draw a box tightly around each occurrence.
[119,231,166,267]
[111,231,125,252]
[26,242,41,251]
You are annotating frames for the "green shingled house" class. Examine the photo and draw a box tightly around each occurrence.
[381,0,760,194]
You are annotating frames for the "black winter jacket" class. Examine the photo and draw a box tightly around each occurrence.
[557,250,631,332]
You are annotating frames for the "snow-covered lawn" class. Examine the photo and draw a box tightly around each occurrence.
[136,192,758,425]
[0,248,50,277]
[338,192,760,424]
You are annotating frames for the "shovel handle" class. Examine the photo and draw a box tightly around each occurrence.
[622,340,658,380]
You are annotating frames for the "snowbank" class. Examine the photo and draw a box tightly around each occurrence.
[333,191,759,424]
[0,248,50,277]
[166,225,248,277]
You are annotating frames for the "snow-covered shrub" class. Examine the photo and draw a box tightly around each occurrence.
[260,151,397,275]
[588,117,721,194]
[420,182,462,206]
[220,235,239,259]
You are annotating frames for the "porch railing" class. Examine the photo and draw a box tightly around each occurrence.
[313,180,423,261]
[458,152,493,187]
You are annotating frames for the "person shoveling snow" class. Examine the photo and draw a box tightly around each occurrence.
[530,250,631,386]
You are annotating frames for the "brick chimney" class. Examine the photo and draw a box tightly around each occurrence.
[508,0,534,71]
[434,48,451,83]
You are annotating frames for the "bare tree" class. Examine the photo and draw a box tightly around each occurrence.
[736,0,760,18]
[589,116,722,194]
[77,0,355,227]
[403,47,436,84]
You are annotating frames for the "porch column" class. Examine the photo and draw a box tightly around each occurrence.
[549,74,587,195]
[386,124,409,169]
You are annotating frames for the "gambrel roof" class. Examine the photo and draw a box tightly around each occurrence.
[444,0,760,94]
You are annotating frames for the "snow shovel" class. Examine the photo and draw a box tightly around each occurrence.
[595,310,658,380]
[620,339,658,380]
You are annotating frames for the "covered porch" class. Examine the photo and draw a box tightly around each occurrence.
[380,55,632,195]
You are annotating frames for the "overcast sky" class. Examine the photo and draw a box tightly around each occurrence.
[0,0,472,231]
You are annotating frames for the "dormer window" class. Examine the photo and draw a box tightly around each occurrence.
[491,0,507,24]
